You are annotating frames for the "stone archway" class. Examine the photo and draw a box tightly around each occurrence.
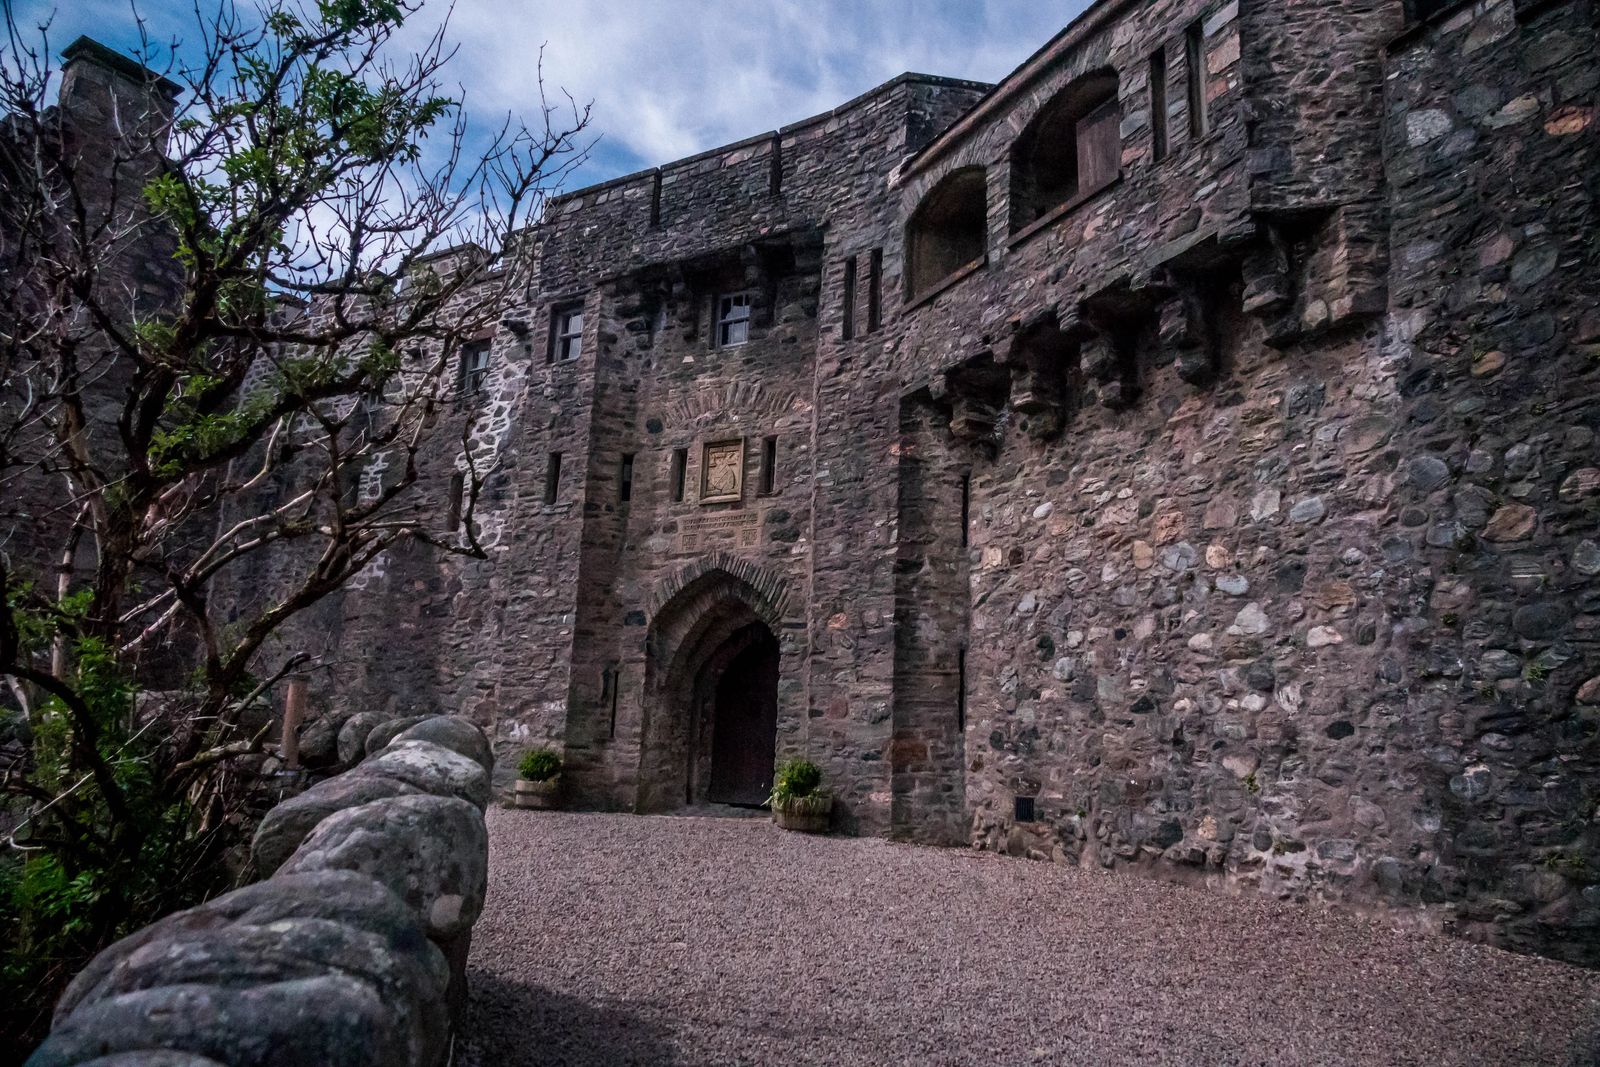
[638,564,787,813]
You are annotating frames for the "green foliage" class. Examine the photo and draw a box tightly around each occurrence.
[1543,850,1590,880]
[3,0,571,1043]
[1,645,227,1043]
[148,390,275,476]
[518,747,561,782]
[1244,771,1261,795]
[769,759,824,806]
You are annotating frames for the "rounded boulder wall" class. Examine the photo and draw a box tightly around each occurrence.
[350,740,491,810]
[44,919,447,1067]
[279,795,489,941]
[293,714,343,769]
[390,717,493,773]
[362,715,435,758]
[251,775,423,875]
[336,711,391,766]
[26,975,409,1067]
[55,871,442,1024]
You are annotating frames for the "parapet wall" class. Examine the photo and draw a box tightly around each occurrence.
[25,716,494,1067]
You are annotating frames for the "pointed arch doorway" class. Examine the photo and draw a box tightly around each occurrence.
[639,565,786,812]
[699,623,779,806]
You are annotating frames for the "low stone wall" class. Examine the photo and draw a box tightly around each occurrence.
[25,716,494,1067]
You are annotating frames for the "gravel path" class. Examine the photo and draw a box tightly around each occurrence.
[461,810,1600,1067]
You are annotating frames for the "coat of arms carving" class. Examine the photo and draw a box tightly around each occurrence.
[700,439,745,504]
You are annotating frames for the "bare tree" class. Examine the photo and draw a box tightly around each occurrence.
[0,0,588,1040]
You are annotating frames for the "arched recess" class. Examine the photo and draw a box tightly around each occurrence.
[905,166,988,301]
[1009,69,1121,231]
[638,565,789,812]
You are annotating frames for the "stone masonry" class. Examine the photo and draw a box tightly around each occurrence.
[45,0,1600,967]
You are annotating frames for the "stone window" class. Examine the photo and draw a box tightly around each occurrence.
[956,646,967,731]
[1009,69,1121,232]
[1150,45,1169,162]
[905,166,988,301]
[356,381,385,438]
[866,248,883,332]
[458,338,492,395]
[550,304,583,363]
[841,256,857,341]
[544,452,562,506]
[446,473,464,532]
[959,471,972,548]
[619,453,634,503]
[715,293,752,348]
[670,447,688,503]
[760,435,778,495]
[1185,23,1208,139]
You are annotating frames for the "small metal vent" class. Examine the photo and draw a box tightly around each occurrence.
[1014,796,1036,823]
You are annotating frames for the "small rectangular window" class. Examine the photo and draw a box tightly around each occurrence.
[446,473,464,532]
[544,452,562,506]
[960,471,972,548]
[769,133,783,195]
[670,447,688,503]
[760,436,778,495]
[716,293,752,348]
[1186,22,1209,139]
[1014,796,1036,823]
[841,257,857,342]
[866,248,883,332]
[619,453,634,503]
[606,664,621,739]
[550,305,584,363]
[1150,45,1169,162]
[956,646,967,731]
[358,382,385,437]
[458,340,492,395]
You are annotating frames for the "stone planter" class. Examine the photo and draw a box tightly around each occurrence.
[513,777,560,810]
[772,794,832,833]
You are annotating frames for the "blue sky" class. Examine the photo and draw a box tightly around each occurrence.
[15,0,1091,194]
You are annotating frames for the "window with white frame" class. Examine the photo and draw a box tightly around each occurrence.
[551,304,584,363]
[357,381,385,437]
[715,293,752,348]
[458,339,492,395]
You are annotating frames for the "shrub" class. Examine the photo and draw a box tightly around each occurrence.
[519,748,562,782]
[769,758,824,806]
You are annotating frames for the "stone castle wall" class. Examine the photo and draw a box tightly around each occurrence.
[29,0,1599,966]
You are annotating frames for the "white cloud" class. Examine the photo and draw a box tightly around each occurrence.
[14,0,1091,187]
[405,0,1089,181]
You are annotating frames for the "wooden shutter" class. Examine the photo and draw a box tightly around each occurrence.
[1076,97,1122,198]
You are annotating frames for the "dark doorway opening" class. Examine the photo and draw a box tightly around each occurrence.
[700,624,779,807]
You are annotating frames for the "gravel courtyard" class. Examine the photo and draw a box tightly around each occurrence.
[460,810,1600,1067]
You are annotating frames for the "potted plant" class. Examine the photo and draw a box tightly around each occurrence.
[513,747,562,810]
[769,758,832,833]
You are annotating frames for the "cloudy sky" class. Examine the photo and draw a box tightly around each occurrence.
[16,0,1091,192]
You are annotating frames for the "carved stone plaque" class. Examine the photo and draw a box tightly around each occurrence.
[675,510,759,553]
[700,439,744,504]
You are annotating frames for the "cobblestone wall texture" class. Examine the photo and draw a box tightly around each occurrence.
[36,0,1600,967]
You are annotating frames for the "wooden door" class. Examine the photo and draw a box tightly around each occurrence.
[707,632,779,806]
